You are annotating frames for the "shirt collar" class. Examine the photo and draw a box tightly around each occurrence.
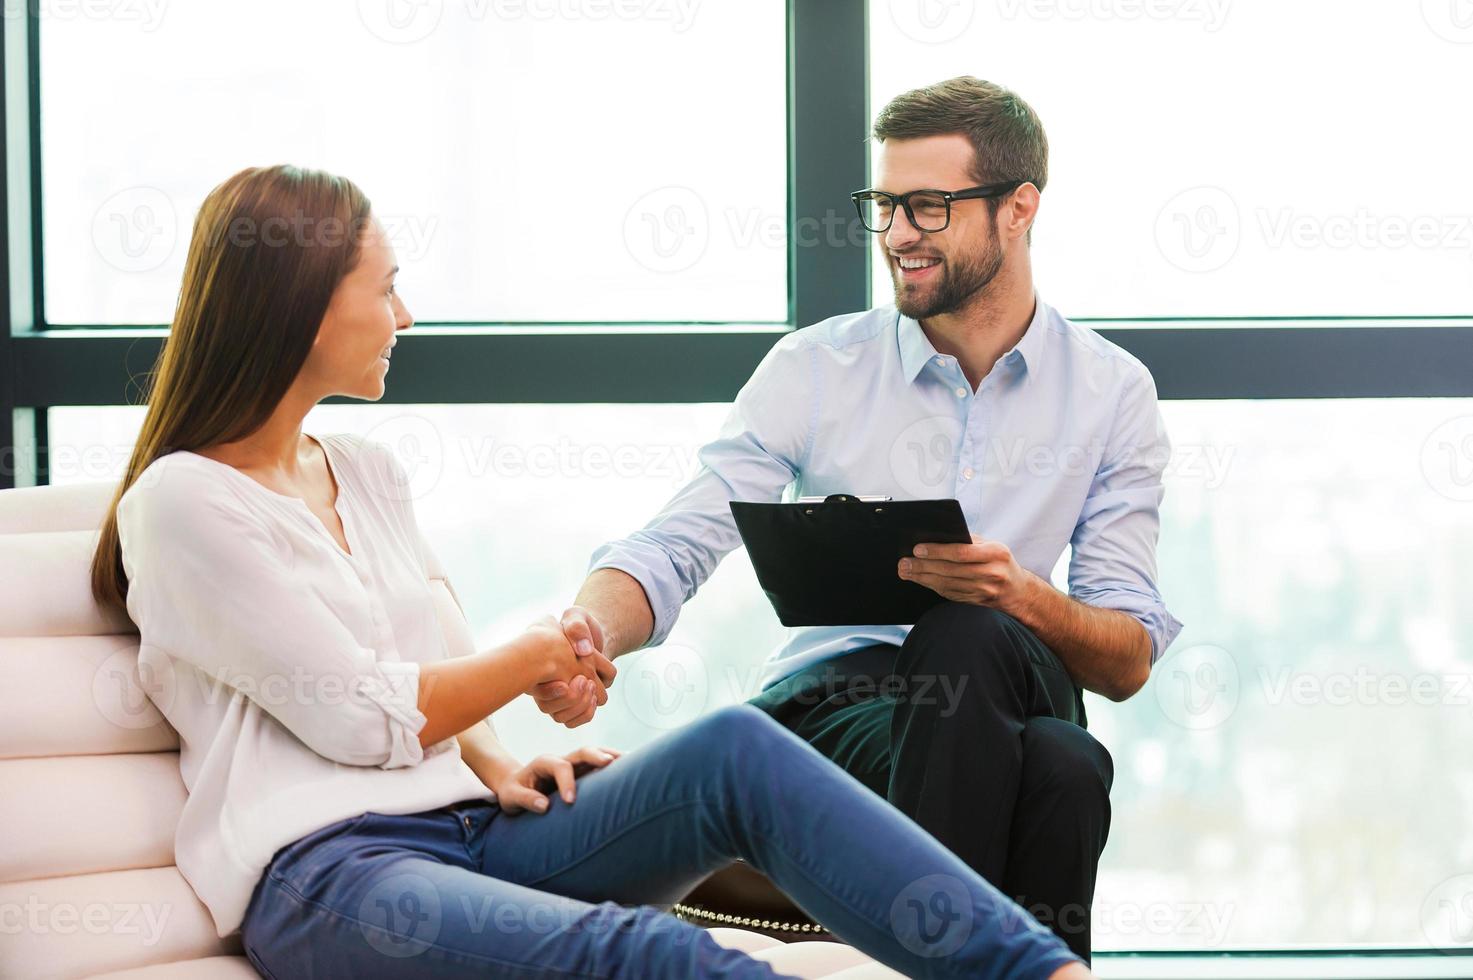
[897,292,1049,386]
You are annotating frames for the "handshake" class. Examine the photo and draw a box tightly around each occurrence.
[522,607,618,728]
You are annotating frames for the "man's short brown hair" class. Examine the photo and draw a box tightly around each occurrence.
[873,76,1048,240]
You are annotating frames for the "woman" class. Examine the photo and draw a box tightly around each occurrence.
[91,165,1093,979]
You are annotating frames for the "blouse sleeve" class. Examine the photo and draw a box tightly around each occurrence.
[117,459,428,769]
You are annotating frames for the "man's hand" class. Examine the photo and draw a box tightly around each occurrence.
[530,607,618,729]
[898,533,1031,611]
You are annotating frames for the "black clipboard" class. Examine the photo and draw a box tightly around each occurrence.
[730,495,972,626]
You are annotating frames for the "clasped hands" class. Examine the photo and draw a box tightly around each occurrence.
[524,607,617,729]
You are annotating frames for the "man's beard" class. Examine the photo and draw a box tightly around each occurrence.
[890,227,1005,320]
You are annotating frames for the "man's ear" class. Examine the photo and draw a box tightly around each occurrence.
[1005,182,1041,242]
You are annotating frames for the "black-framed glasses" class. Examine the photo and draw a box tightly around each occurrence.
[850,180,1026,234]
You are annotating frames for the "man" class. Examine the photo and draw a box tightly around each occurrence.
[534,76,1182,960]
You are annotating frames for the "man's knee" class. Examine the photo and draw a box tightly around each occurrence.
[1021,717,1114,809]
[900,601,1033,689]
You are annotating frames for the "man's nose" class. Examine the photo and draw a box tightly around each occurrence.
[884,208,922,250]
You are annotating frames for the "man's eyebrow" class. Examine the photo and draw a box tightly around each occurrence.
[384,265,399,279]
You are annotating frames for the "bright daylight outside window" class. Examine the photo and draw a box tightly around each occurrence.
[41,0,788,325]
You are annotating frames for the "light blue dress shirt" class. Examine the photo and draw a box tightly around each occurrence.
[590,295,1183,690]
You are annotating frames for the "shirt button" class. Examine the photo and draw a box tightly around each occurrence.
[934,355,946,365]
[962,467,974,480]
[954,386,967,398]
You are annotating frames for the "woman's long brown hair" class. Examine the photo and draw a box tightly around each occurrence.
[90,165,372,610]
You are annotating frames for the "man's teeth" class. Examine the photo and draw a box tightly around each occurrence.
[897,257,941,270]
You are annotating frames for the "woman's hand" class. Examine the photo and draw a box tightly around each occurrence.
[487,746,623,815]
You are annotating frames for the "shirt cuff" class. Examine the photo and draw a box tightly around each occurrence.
[1073,587,1183,665]
[358,659,427,769]
[587,540,685,648]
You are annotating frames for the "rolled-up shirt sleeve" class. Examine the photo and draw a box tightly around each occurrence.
[118,466,428,769]
[1068,369,1184,664]
[589,333,816,647]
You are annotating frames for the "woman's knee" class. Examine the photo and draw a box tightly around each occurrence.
[687,703,788,748]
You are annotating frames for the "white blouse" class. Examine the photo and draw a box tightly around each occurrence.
[118,434,492,938]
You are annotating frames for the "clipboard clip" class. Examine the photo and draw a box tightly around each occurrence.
[797,493,894,504]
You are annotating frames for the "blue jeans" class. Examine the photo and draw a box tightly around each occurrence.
[240,705,1081,979]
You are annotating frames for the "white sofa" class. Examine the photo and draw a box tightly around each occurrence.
[0,480,900,979]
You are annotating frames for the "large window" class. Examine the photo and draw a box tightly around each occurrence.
[869,0,1473,318]
[40,0,788,325]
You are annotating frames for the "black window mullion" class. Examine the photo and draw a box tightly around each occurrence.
[788,0,869,330]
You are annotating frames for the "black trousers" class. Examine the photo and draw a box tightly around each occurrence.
[748,601,1113,961]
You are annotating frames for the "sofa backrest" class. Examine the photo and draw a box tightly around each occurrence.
[0,481,478,979]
